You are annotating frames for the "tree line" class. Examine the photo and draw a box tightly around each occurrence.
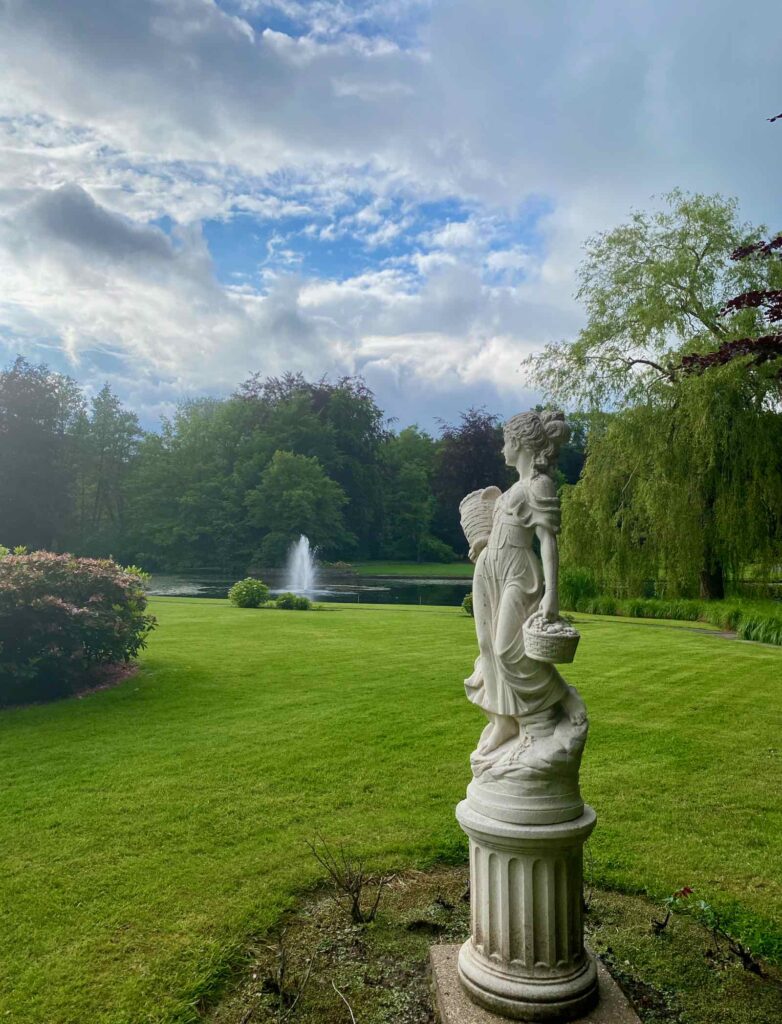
[0,361,585,571]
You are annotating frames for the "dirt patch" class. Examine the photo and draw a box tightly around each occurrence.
[73,661,139,698]
[201,866,782,1024]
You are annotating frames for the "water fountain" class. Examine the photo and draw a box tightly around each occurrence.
[284,535,317,593]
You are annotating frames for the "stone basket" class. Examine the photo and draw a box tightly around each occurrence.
[523,612,580,664]
[459,486,502,547]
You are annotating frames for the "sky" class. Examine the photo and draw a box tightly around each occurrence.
[0,0,780,430]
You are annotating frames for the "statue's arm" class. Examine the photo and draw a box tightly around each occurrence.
[536,525,559,620]
[468,537,487,563]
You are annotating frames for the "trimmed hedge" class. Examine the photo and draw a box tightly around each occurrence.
[0,551,156,706]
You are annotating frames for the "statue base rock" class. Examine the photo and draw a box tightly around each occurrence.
[456,801,598,1021]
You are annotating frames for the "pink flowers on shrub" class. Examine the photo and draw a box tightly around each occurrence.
[0,551,156,706]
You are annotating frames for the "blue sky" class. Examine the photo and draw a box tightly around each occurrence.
[0,0,780,429]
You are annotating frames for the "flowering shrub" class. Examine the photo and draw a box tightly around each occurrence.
[228,577,270,608]
[0,551,156,706]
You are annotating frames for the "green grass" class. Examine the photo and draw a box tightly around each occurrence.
[1,600,781,1023]
[350,560,473,577]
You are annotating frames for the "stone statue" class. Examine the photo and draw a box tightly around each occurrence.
[454,410,599,1021]
[460,410,588,825]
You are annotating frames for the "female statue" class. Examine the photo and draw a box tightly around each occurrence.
[455,409,598,1016]
[460,410,587,817]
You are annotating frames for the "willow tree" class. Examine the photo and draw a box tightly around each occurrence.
[526,190,782,598]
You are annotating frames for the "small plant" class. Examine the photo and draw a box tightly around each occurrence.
[306,834,388,925]
[693,897,766,976]
[228,577,270,608]
[652,886,766,976]
[652,885,693,934]
[462,592,474,617]
[275,592,312,610]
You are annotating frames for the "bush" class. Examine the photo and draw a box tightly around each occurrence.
[228,577,270,608]
[738,613,782,646]
[462,592,474,617]
[0,551,156,707]
[275,592,312,610]
[417,535,458,563]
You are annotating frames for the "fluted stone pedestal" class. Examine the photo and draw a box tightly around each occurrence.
[456,801,598,1021]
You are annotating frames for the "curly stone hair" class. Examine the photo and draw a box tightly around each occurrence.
[504,410,570,478]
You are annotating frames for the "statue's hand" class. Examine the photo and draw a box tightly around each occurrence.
[541,591,559,621]
[468,537,488,563]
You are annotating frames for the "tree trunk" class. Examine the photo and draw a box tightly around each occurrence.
[699,561,725,600]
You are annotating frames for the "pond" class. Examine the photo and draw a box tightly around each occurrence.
[147,570,473,607]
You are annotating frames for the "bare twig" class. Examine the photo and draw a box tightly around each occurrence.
[281,959,313,1020]
[263,929,314,1021]
[306,834,388,924]
[332,980,357,1024]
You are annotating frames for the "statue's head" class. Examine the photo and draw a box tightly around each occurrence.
[503,410,570,477]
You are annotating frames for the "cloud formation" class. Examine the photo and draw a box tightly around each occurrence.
[0,0,780,424]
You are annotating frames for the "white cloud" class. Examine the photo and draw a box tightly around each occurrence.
[426,219,480,250]
[0,0,780,424]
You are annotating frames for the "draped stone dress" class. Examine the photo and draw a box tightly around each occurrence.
[465,476,568,719]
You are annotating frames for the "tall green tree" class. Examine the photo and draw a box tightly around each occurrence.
[235,373,387,557]
[432,409,514,554]
[72,385,141,556]
[245,450,352,565]
[0,357,84,550]
[526,191,782,598]
[380,426,453,561]
[125,399,257,569]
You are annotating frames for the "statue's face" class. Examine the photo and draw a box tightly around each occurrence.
[502,435,518,467]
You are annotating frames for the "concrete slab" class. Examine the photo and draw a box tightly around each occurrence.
[430,945,641,1024]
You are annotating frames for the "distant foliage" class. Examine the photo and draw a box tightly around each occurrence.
[462,592,474,617]
[275,592,313,610]
[327,561,355,574]
[558,566,599,611]
[0,552,156,706]
[433,409,514,554]
[417,535,458,563]
[228,577,270,608]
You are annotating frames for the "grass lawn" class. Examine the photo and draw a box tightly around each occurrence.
[1,600,781,1024]
[350,560,473,577]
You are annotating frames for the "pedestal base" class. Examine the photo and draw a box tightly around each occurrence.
[456,801,598,1022]
[431,945,641,1024]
